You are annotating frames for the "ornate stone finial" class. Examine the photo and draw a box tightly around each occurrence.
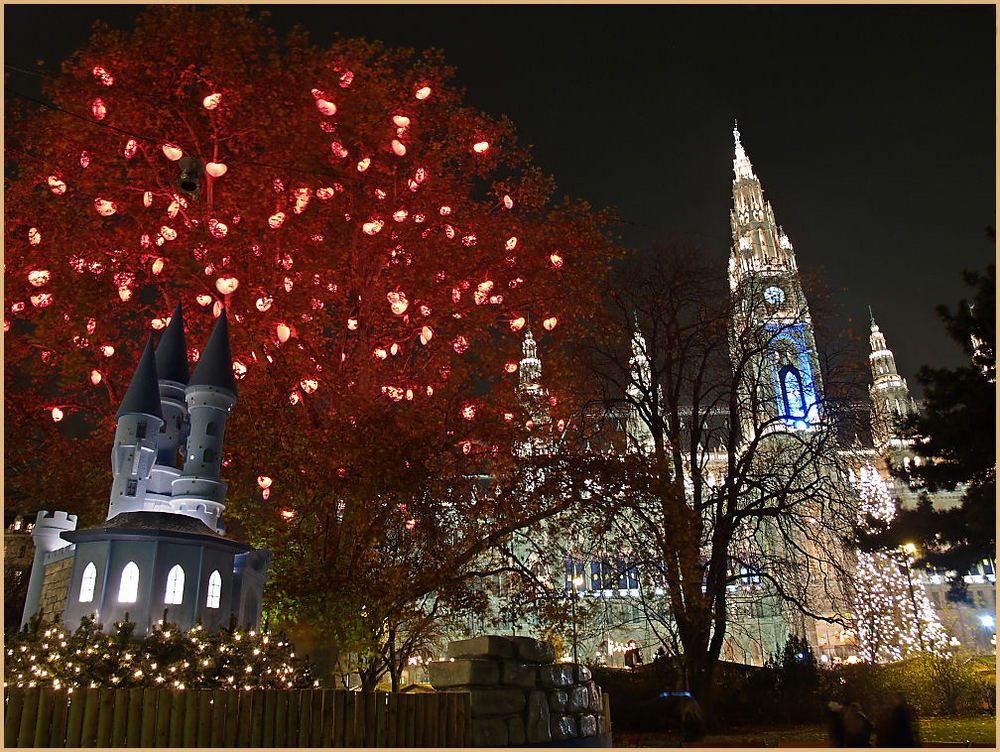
[732,121,754,181]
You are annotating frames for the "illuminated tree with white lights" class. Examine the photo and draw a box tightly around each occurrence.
[853,465,952,662]
[4,5,614,681]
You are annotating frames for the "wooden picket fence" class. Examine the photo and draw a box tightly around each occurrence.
[4,686,472,747]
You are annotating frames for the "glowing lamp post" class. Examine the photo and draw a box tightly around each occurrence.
[571,574,584,666]
[900,543,926,652]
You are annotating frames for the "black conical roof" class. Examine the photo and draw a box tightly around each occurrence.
[155,302,189,384]
[190,309,238,396]
[116,336,164,420]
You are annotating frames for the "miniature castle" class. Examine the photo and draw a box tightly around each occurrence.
[20,305,270,635]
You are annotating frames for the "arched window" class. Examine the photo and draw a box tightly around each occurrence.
[203,448,216,463]
[206,570,222,609]
[164,564,185,605]
[118,561,140,603]
[206,422,217,436]
[79,562,97,603]
[778,365,806,418]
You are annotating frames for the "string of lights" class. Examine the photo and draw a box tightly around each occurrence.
[4,616,316,691]
[853,465,953,662]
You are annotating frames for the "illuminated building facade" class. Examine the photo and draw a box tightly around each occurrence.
[485,126,989,670]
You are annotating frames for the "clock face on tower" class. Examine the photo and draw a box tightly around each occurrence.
[763,285,785,305]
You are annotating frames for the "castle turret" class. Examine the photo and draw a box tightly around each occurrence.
[20,510,77,628]
[107,336,166,519]
[868,310,917,456]
[146,302,190,507]
[170,311,237,532]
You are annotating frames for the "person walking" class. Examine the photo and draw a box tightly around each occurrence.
[825,701,845,747]
[842,701,874,747]
[875,692,920,747]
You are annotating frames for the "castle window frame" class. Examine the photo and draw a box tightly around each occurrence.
[136,421,147,438]
[206,570,222,609]
[206,422,217,436]
[203,448,216,463]
[79,562,98,603]
[164,564,185,605]
[125,479,138,497]
[118,561,140,603]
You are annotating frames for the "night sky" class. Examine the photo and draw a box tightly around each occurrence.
[5,4,995,392]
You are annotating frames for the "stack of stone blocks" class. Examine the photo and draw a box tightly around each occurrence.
[428,636,608,746]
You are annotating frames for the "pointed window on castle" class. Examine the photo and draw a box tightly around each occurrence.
[118,561,140,603]
[206,570,222,609]
[203,448,216,463]
[79,562,97,603]
[125,479,138,497]
[164,564,185,605]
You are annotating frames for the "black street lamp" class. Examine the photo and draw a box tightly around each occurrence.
[571,574,584,665]
[901,543,926,652]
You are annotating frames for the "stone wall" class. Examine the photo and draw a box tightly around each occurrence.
[428,635,607,746]
[38,554,74,625]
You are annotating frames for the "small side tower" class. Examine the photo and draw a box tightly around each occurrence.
[147,303,190,509]
[868,309,917,458]
[107,336,166,519]
[171,311,238,533]
[515,325,552,458]
[20,510,77,628]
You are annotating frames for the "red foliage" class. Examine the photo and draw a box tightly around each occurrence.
[4,6,615,625]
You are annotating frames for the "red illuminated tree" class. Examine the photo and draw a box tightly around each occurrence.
[4,5,615,671]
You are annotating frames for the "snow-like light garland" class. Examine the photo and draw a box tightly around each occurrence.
[853,465,953,662]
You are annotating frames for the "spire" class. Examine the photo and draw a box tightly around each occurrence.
[869,305,877,330]
[155,302,189,384]
[116,336,164,419]
[733,120,755,181]
[190,309,238,395]
[519,325,542,386]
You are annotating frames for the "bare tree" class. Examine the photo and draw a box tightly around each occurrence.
[570,242,862,711]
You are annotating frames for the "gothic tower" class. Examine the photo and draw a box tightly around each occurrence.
[515,325,551,457]
[626,321,656,452]
[728,123,823,436]
[868,310,918,460]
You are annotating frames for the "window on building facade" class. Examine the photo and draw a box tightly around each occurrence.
[779,365,806,418]
[206,422,217,436]
[164,564,185,605]
[79,562,97,603]
[118,561,140,603]
[125,479,138,496]
[206,570,222,609]
[136,421,147,438]
[204,448,216,463]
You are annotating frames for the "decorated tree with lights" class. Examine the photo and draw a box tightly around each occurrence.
[853,465,952,662]
[4,5,615,679]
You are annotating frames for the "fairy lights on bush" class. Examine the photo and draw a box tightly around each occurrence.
[4,615,315,691]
